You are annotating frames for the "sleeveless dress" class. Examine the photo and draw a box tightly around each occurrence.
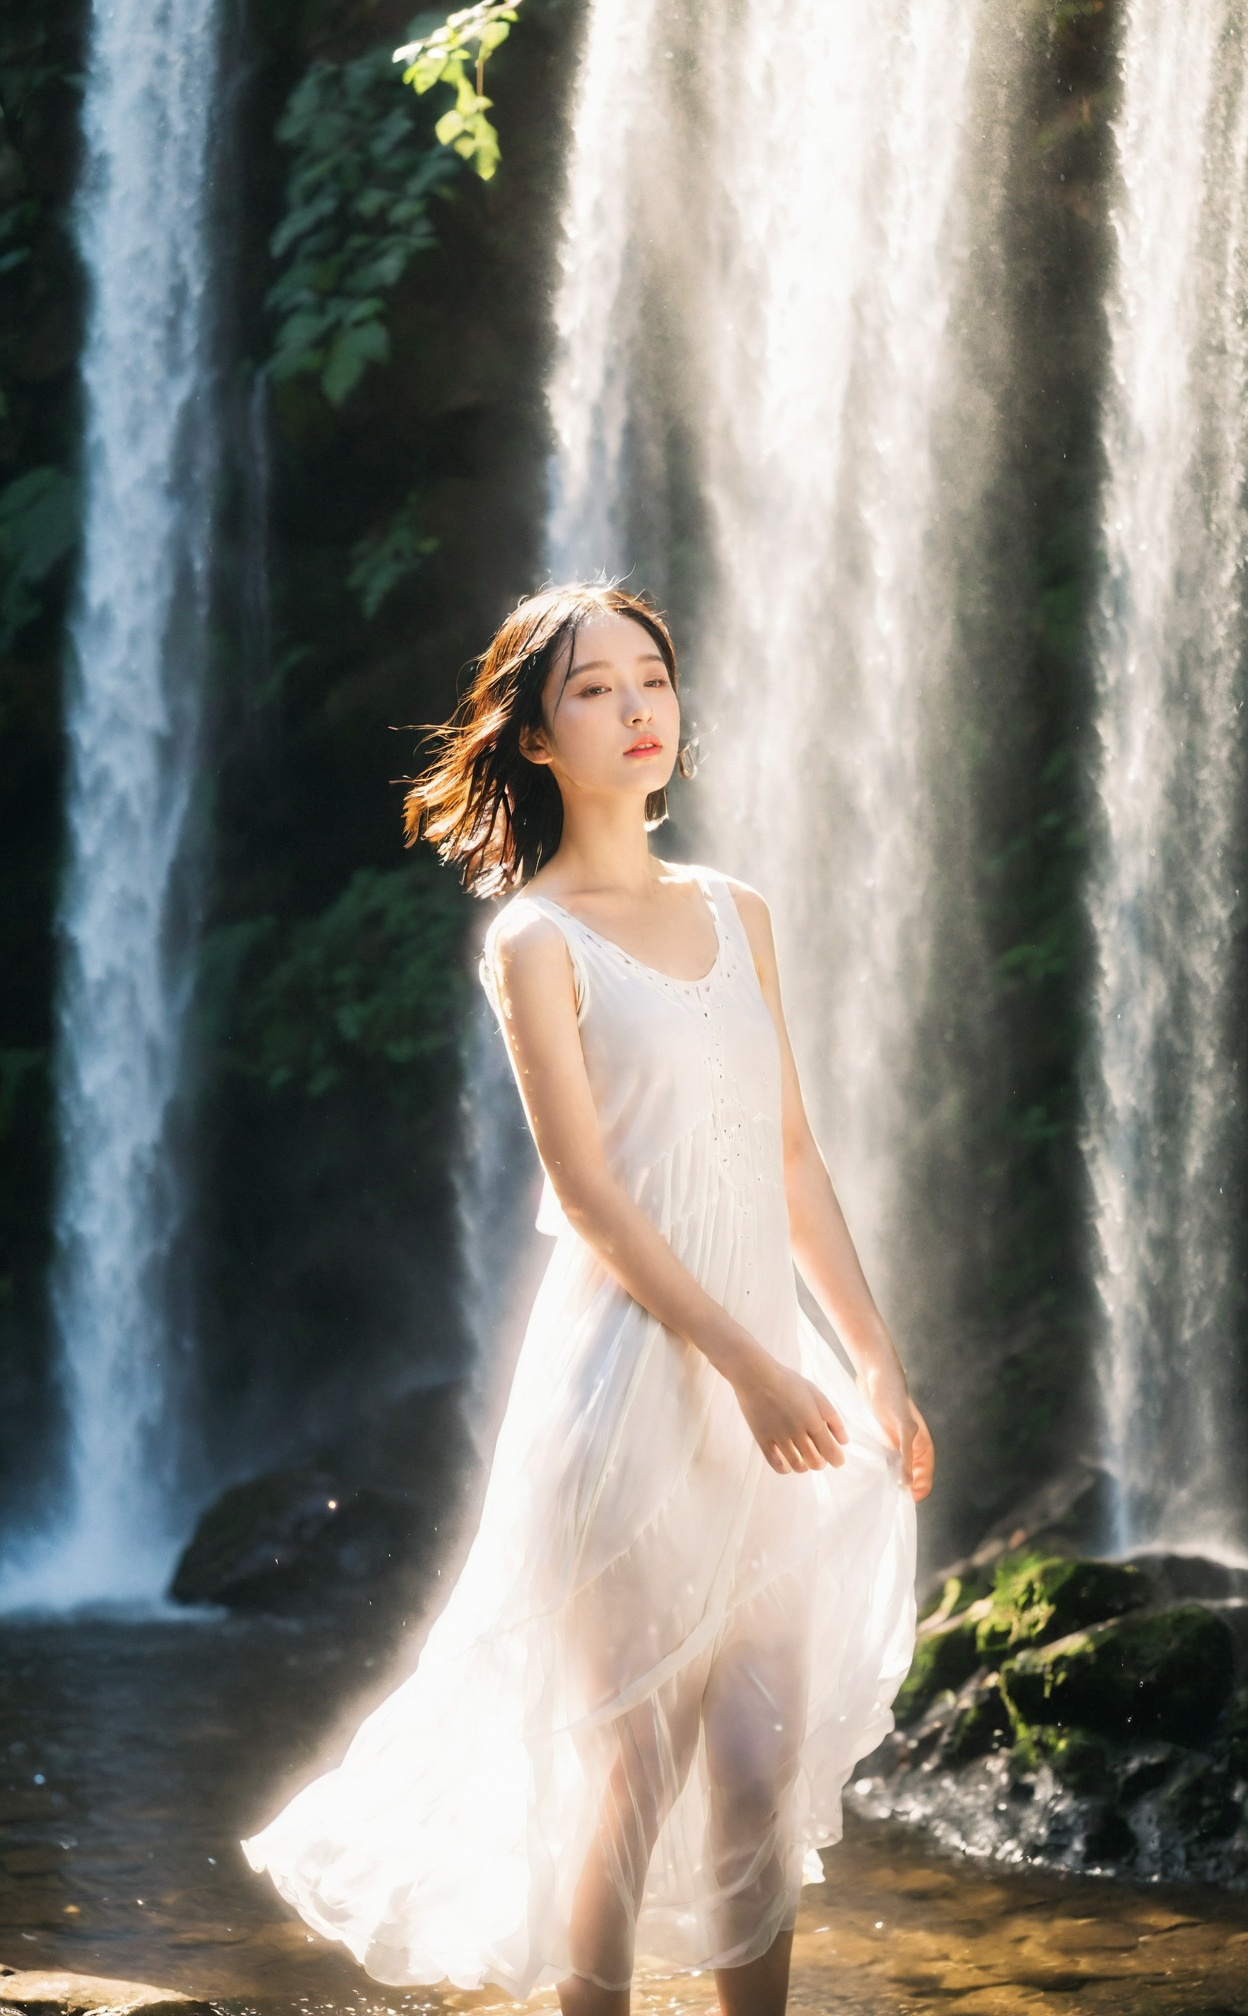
[242,869,916,1997]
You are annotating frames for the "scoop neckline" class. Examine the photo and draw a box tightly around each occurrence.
[526,871,725,990]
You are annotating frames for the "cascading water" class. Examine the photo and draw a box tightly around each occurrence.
[541,0,1001,1542]
[692,0,981,1322]
[1086,0,1248,1560]
[0,0,222,1607]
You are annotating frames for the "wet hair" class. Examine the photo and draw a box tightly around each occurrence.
[403,582,680,897]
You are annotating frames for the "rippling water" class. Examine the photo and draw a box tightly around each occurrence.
[0,1617,1244,2016]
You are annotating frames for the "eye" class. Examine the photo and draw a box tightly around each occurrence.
[645,675,670,688]
[576,681,609,697]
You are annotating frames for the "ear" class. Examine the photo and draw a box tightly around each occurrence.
[518,721,553,766]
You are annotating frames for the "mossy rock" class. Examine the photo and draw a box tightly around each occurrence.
[975,1554,1146,1660]
[1161,1760,1241,1845]
[941,1675,1012,1766]
[918,1567,993,1626]
[999,1604,1235,1745]
[1012,1722,1117,1796]
[1226,1686,1248,1778]
[894,1615,982,1726]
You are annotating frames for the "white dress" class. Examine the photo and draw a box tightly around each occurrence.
[243,869,916,1997]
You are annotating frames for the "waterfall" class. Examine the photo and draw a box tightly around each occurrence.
[543,0,1000,1540]
[692,0,981,1318]
[1,0,222,1607]
[1086,0,1248,1560]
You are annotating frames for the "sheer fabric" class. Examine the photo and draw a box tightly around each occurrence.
[243,871,916,1996]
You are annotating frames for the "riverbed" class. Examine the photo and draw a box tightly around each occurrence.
[0,1615,1244,2016]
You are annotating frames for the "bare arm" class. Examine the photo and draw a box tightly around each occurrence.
[488,908,848,1475]
[724,879,934,1501]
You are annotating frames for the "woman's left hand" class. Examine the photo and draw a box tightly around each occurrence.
[861,1362,935,1502]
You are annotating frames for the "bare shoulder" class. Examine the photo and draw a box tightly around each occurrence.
[488,895,575,992]
[714,872,776,956]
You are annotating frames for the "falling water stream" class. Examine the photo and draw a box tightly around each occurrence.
[1086,0,1248,1560]
[540,0,1004,1545]
[0,0,222,1607]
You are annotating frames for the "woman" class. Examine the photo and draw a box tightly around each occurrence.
[243,583,931,2016]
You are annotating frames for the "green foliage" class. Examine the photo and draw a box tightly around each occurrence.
[267,3,523,404]
[348,489,438,619]
[267,47,457,404]
[0,465,79,649]
[395,3,521,183]
[204,860,467,1103]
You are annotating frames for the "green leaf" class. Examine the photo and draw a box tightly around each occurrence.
[321,318,390,403]
[347,488,438,618]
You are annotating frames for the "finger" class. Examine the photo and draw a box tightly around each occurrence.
[783,1440,809,1472]
[768,1444,791,1474]
[806,1419,843,1468]
[824,1405,849,1446]
[796,1432,827,1471]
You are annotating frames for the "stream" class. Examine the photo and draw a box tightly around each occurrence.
[0,1616,1243,2016]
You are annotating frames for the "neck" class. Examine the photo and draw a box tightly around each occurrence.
[549,789,659,896]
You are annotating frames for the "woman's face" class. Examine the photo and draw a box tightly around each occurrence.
[529,611,680,806]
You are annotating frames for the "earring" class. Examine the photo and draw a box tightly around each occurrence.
[677,742,697,781]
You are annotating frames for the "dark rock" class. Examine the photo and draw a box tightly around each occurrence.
[1014,1723,1118,1796]
[999,1605,1236,1745]
[1227,1686,1248,1776]
[974,1555,1147,1660]
[1082,1805,1136,1867]
[941,1675,1012,1765]
[894,1615,982,1726]
[169,1466,427,1609]
[1161,1761,1242,1846]
[1118,1744,1181,1804]
[170,1379,475,1611]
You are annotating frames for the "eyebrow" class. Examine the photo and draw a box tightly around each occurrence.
[568,651,666,675]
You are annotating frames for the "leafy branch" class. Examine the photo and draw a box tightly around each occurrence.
[267,2,523,406]
[394,3,521,184]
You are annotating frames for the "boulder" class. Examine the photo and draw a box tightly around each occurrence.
[893,1614,981,1726]
[169,1465,428,1608]
[999,1604,1235,1745]
[939,1674,1011,1765]
[1012,1722,1117,1797]
[170,1379,475,1611]
[974,1554,1147,1659]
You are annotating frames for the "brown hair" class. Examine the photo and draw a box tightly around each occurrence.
[403,583,680,897]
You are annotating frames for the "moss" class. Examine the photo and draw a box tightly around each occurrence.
[894,1616,983,1727]
[975,1553,1146,1659]
[1012,1721,1117,1796]
[999,1604,1235,1745]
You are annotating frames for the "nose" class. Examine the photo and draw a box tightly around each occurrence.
[625,685,654,723]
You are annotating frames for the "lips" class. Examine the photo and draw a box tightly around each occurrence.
[624,738,662,756]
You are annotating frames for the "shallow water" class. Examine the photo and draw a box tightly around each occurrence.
[0,1615,1244,2016]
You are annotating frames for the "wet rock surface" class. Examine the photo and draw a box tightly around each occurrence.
[853,1548,1248,1886]
[0,1968,209,2015]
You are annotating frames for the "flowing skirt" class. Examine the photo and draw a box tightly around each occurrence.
[243,1226,917,1998]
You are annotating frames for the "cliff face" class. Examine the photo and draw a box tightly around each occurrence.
[0,0,89,1514]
